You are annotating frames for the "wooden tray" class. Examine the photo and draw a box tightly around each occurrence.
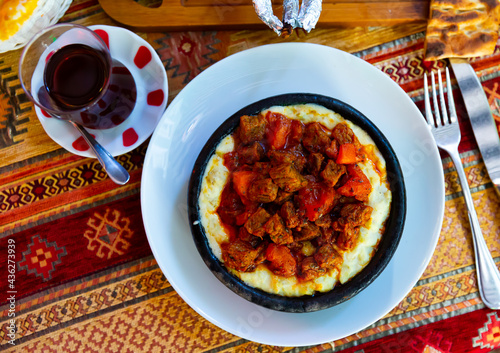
[98,0,430,31]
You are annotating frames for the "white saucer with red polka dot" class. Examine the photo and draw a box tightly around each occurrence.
[34,25,168,157]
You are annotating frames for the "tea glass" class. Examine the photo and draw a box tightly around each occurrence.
[19,23,136,130]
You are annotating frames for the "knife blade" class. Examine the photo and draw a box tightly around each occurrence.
[449,58,500,197]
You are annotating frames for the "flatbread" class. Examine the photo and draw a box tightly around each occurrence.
[424,0,500,60]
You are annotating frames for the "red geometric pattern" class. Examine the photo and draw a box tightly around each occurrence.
[408,330,453,352]
[377,54,425,85]
[3,4,500,350]
[0,58,29,149]
[18,235,67,281]
[0,146,146,213]
[473,312,500,349]
[84,208,133,259]
[155,32,219,84]
[0,192,153,305]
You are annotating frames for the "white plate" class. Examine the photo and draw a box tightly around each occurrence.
[141,43,444,346]
[35,25,168,157]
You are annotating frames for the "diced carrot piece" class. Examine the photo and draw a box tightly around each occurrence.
[336,143,358,164]
[232,170,259,199]
[336,164,372,201]
[265,243,297,277]
[346,163,368,180]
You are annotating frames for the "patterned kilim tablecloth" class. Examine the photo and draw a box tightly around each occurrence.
[1,1,500,352]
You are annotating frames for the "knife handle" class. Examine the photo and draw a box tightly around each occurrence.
[448,148,500,309]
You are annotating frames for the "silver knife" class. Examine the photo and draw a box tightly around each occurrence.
[449,58,500,197]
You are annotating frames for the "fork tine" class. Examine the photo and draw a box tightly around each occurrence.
[423,74,435,128]
[437,69,449,124]
[446,67,458,123]
[431,71,442,126]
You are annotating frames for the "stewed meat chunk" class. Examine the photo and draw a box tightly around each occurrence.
[320,159,346,187]
[318,227,336,246]
[331,122,359,146]
[299,257,326,281]
[302,122,331,153]
[221,240,263,272]
[315,214,332,228]
[274,189,293,205]
[307,152,324,176]
[252,161,272,175]
[314,244,342,269]
[325,139,339,160]
[244,208,271,238]
[294,222,321,242]
[340,203,373,226]
[280,201,301,228]
[247,178,278,203]
[238,227,262,248]
[269,163,308,193]
[268,149,307,172]
[238,142,265,165]
[264,213,294,245]
[289,120,305,146]
[336,223,360,250]
[239,114,267,144]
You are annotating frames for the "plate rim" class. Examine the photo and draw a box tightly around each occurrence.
[141,42,445,346]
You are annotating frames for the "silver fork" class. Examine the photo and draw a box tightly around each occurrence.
[424,68,500,310]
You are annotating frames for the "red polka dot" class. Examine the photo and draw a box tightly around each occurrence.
[122,128,138,147]
[72,134,95,151]
[147,89,164,106]
[94,29,109,49]
[134,46,152,69]
[41,109,51,117]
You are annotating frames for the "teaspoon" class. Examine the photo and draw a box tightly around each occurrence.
[69,121,130,185]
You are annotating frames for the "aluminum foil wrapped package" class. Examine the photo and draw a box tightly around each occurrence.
[283,0,300,28]
[252,0,283,35]
[298,0,322,32]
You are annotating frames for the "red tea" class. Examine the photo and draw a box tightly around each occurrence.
[44,43,110,110]
[40,44,137,130]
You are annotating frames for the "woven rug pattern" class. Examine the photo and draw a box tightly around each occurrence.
[1,1,500,351]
